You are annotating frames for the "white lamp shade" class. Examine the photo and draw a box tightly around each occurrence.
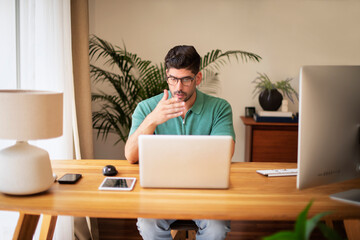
[0,90,63,140]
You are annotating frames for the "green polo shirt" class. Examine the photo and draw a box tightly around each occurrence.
[129,89,236,141]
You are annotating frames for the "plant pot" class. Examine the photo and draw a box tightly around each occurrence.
[258,89,283,111]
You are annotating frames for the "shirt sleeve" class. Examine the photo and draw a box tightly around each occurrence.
[128,102,147,137]
[210,100,236,142]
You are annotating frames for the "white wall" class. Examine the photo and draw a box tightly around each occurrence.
[89,0,360,161]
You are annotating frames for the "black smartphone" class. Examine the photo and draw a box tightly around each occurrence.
[58,173,82,184]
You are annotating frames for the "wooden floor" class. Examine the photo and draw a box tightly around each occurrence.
[97,218,346,240]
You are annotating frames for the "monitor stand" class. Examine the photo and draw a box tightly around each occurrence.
[330,189,360,206]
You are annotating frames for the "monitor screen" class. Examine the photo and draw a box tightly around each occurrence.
[297,66,360,190]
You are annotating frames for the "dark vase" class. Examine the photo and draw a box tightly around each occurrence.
[258,89,283,111]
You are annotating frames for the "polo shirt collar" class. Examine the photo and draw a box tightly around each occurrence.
[190,89,203,114]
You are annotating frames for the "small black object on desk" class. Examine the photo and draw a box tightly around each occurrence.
[103,165,118,176]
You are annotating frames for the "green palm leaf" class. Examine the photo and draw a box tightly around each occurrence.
[200,49,261,89]
[200,49,261,71]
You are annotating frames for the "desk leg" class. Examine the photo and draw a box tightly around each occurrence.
[325,220,334,229]
[244,125,252,162]
[344,219,360,240]
[88,217,99,240]
[13,212,40,240]
[39,214,58,240]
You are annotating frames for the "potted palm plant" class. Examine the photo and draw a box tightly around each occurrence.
[90,35,262,144]
[252,72,298,111]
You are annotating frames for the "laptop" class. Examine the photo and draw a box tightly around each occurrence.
[138,135,233,189]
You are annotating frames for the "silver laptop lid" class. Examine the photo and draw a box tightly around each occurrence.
[139,135,233,189]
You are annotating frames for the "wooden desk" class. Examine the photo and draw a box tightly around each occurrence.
[0,160,359,239]
[241,116,298,162]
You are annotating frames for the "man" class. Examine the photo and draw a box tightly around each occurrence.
[125,45,235,240]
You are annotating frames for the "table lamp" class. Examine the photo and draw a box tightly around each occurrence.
[0,90,63,195]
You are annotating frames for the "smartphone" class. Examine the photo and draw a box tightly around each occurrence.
[99,177,136,191]
[58,173,82,184]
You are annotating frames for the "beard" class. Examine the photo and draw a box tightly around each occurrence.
[172,90,195,102]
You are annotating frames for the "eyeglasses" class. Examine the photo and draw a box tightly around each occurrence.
[166,74,197,86]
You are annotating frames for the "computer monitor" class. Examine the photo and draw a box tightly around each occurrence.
[297,66,360,204]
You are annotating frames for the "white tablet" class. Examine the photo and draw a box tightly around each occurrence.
[99,177,136,191]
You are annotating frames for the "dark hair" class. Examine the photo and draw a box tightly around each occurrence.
[164,45,200,74]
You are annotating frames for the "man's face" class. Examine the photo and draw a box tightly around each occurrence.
[166,68,202,102]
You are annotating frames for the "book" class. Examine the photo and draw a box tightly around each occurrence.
[253,113,298,123]
[257,111,293,117]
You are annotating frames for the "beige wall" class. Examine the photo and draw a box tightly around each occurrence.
[89,0,360,161]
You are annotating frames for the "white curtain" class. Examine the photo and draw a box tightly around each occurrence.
[0,0,75,239]
[0,0,16,150]
[0,1,20,239]
[20,0,75,161]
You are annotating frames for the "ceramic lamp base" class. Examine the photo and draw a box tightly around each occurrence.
[0,141,54,195]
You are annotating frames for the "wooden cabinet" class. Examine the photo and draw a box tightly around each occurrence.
[240,116,298,162]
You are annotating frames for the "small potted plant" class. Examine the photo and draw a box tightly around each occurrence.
[264,200,342,240]
[252,72,299,111]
